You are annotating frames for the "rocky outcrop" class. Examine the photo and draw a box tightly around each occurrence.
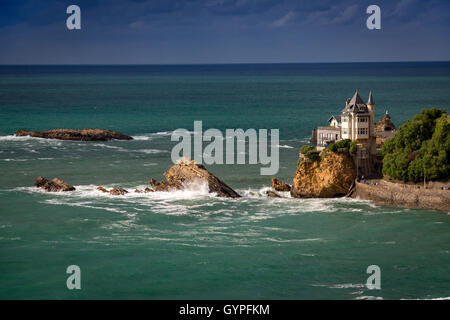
[34,176,76,192]
[266,190,282,198]
[148,158,241,198]
[272,178,291,192]
[291,150,356,198]
[16,129,132,141]
[353,179,450,212]
[97,186,131,195]
[109,188,128,196]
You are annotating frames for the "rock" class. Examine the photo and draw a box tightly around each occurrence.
[134,189,143,193]
[266,190,281,198]
[144,187,154,193]
[291,150,356,198]
[34,176,48,188]
[271,178,291,192]
[148,157,240,198]
[97,186,109,193]
[15,128,133,141]
[109,188,128,196]
[35,176,75,192]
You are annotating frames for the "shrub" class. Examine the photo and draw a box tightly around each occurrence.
[328,139,352,153]
[349,141,357,155]
[300,145,315,155]
[300,145,321,162]
[382,107,449,182]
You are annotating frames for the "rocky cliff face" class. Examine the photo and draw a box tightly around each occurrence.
[16,129,133,141]
[291,150,356,198]
[149,158,241,198]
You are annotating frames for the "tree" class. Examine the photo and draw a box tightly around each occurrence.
[382,107,448,182]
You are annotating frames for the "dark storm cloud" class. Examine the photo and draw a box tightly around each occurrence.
[0,0,449,63]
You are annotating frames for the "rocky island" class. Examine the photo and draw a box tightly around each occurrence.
[148,158,241,198]
[291,149,356,198]
[16,128,133,141]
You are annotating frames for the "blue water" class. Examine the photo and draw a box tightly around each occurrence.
[0,62,449,299]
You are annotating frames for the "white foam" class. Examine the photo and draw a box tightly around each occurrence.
[355,296,383,300]
[277,144,294,149]
[135,149,169,154]
[0,135,35,141]
[131,135,152,141]
[1,158,28,162]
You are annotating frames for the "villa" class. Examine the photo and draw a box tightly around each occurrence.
[311,90,393,177]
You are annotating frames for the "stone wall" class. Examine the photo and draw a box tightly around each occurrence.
[353,179,450,212]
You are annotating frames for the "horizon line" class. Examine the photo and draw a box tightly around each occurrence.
[1,60,450,67]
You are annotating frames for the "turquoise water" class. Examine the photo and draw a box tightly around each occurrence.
[0,63,449,299]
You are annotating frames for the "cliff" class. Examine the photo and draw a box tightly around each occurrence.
[16,129,133,141]
[291,150,356,198]
[352,179,450,212]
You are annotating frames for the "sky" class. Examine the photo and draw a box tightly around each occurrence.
[0,0,449,64]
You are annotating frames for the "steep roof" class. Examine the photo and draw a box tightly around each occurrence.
[368,91,375,105]
[328,115,342,124]
[342,91,369,114]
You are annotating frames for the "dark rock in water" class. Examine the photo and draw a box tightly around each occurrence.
[134,189,143,193]
[15,129,133,141]
[271,178,291,192]
[97,186,109,193]
[144,187,154,193]
[35,176,75,192]
[109,188,128,196]
[148,157,241,198]
[266,190,282,198]
[34,176,48,188]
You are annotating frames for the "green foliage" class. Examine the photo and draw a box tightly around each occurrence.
[349,141,357,155]
[300,145,320,162]
[328,139,352,153]
[300,145,315,155]
[382,108,449,182]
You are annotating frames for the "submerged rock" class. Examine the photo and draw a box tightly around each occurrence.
[35,176,76,192]
[97,186,109,193]
[266,190,282,198]
[97,186,129,195]
[291,150,356,198]
[109,188,128,196]
[271,178,291,192]
[16,128,133,141]
[148,157,241,198]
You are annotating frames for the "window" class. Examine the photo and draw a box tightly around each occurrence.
[358,128,368,135]
[358,117,368,122]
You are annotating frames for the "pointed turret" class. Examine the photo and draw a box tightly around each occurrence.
[367,91,375,105]
[349,90,365,106]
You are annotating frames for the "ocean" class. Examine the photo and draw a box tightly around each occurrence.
[0,62,449,299]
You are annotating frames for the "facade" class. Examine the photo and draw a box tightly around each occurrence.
[316,126,341,147]
[312,90,378,177]
[328,115,342,128]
